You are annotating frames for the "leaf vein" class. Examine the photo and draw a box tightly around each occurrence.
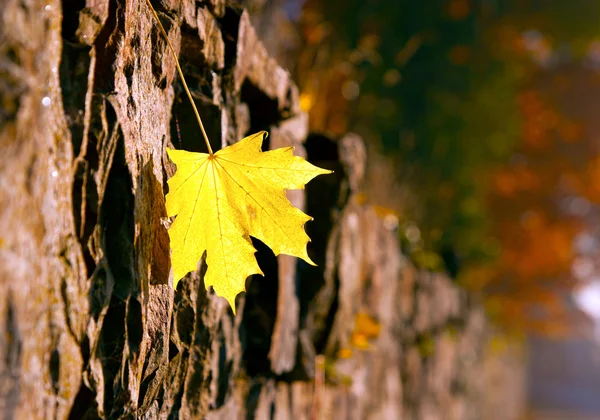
[182,160,210,247]
[214,159,297,248]
[211,161,230,282]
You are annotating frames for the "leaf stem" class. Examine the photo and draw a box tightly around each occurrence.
[145,0,214,155]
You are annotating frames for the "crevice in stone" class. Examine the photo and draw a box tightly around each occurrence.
[68,382,99,419]
[61,0,87,43]
[93,0,122,94]
[218,6,242,70]
[100,294,127,417]
[3,296,21,420]
[241,239,278,377]
[59,41,91,158]
[126,297,143,354]
[49,348,61,394]
[240,80,280,144]
[101,131,135,300]
[169,91,221,153]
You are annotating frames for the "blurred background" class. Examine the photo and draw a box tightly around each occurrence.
[247,0,600,417]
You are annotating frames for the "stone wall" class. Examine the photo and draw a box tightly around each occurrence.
[0,0,525,418]
[211,131,527,418]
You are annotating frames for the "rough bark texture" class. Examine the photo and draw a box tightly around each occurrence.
[0,1,525,419]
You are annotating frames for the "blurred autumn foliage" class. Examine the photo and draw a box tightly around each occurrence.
[289,0,600,334]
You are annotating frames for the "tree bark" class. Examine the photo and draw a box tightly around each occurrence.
[0,1,525,419]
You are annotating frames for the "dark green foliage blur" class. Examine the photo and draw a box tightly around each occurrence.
[310,0,600,274]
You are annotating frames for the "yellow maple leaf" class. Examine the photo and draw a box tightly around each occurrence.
[165,131,331,312]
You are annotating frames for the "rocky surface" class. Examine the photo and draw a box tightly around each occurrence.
[0,1,525,419]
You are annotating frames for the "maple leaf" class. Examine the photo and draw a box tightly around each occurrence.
[165,131,331,312]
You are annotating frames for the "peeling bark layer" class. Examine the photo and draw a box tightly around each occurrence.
[0,1,525,419]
